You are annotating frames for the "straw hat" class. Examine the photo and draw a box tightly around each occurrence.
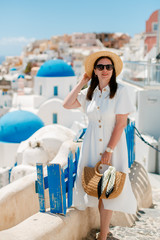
[85,51,123,78]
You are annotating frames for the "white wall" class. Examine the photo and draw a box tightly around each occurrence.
[135,134,157,173]
[0,142,19,167]
[0,167,10,188]
[34,76,77,100]
[118,79,142,111]
[119,79,160,172]
[137,88,160,140]
[37,98,85,128]
[33,95,46,108]
[16,124,76,165]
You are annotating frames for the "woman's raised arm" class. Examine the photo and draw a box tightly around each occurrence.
[63,73,90,109]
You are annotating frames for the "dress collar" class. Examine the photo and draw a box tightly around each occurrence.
[95,85,110,93]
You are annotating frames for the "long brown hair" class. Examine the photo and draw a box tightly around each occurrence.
[86,56,117,100]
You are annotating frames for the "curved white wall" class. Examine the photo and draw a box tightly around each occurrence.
[0,142,19,168]
[37,98,85,128]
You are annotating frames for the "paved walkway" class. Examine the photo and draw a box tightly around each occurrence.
[83,173,160,240]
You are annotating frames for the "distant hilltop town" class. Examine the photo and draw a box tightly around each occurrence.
[0,32,130,76]
[1,8,160,79]
[0,31,132,108]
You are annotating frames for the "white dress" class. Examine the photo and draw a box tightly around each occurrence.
[72,83,137,214]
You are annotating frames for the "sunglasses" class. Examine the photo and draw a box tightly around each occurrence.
[95,64,114,71]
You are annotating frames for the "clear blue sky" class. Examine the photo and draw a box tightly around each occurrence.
[0,0,159,56]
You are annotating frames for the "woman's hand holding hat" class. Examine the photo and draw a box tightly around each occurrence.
[79,72,90,87]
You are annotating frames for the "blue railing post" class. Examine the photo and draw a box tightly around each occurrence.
[131,122,135,165]
[36,164,46,212]
[47,164,66,214]
[125,122,135,168]
[68,151,73,208]
[61,168,67,215]
[75,146,80,174]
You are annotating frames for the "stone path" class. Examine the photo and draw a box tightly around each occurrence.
[82,176,160,240]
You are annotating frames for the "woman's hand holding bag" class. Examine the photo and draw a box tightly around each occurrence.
[81,161,126,199]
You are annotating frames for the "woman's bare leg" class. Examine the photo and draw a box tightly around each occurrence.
[98,199,113,240]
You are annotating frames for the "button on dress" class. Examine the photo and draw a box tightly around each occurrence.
[72,83,137,214]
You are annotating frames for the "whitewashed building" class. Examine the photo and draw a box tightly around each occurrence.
[34,59,86,128]
[10,59,86,130]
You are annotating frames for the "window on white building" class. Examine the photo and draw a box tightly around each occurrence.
[40,85,42,95]
[53,113,58,124]
[69,85,72,91]
[153,23,158,32]
[144,44,148,54]
[53,86,58,96]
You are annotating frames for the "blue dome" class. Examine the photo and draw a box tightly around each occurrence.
[18,74,25,79]
[36,59,75,77]
[0,110,44,143]
[10,68,17,71]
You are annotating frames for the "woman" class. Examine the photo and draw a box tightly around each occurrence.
[63,51,137,240]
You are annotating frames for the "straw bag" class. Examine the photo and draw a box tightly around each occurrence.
[81,161,126,199]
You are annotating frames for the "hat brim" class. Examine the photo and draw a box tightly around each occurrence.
[85,51,123,78]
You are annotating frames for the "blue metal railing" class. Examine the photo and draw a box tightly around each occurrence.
[35,147,80,215]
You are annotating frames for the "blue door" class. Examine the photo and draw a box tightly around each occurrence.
[40,85,42,95]
[54,86,58,96]
[69,85,72,91]
[53,113,58,124]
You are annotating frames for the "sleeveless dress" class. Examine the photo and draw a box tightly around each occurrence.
[72,83,137,214]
